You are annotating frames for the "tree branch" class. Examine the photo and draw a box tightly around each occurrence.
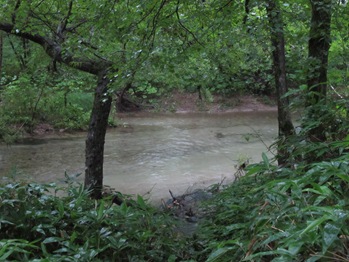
[175,0,204,47]
[12,0,22,24]
[55,0,74,43]
[0,22,112,75]
[243,0,250,24]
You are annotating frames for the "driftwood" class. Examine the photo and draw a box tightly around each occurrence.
[234,160,249,181]
[102,185,135,206]
[162,166,248,225]
[162,189,213,223]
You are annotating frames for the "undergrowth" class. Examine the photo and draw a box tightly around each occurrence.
[198,149,349,261]
[2,98,349,261]
[0,177,195,261]
[196,98,349,261]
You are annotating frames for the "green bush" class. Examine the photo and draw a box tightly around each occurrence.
[0,178,194,261]
[198,142,349,261]
[0,114,21,144]
[44,92,93,130]
[195,98,349,261]
[0,72,94,140]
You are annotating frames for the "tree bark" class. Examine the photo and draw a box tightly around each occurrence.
[266,0,294,165]
[85,72,112,199]
[0,21,114,199]
[307,0,332,103]
[0,32,2,78]
[306,0,332,142]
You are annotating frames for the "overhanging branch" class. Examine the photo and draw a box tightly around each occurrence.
[0,22,113,75]
[175,0,204,47]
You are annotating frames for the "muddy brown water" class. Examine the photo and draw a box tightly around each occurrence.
[0,111,277,203]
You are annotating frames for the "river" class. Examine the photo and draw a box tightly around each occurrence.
[0,111,277,203]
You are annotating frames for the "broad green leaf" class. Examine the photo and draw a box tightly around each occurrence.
[137,195,147,210]
[97,200,105,220]
[0,219,14,226]
[313,195,327,206]
[262,152,270,169]
[336,173,349,183]
[207,247,232,262]
[42,237,63,244]
[322,222,340,253]
[300,215,330,237]
[168,254,177,262]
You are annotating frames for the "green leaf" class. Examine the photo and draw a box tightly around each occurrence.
[207,247,232,262]
[300,215,330,237]
[322,222,340,253]
[136,195,147,210]
[57,199,65,218]
[96,200,106,221]
[70,231,78,243]
[245,164,264,176]
[42,237,63,244]
[336,173,349,183]
[262,152,270,169]
[40,242,49,257]
[0,219,14,226]
[313,195,327,206]
[287,240,304,256]
[168,254,177,262]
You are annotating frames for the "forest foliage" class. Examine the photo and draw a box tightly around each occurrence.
[0,0,347,141]
[0,0,349,261]
[1,98,349,261]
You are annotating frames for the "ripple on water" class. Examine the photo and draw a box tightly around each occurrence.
[0,112,278,203]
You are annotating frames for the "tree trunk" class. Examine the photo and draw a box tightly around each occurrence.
[266,0,294,165]
[307,0,332,103]
[22,38,30,67]
[306,0,332,142]
[0,22,115,199]
[0,32,2,78]
[85,72,112,199]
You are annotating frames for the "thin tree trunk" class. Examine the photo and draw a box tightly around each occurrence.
[85,72,112,199]
[307,0,332,103]
[306,0,332,142]
[7,35,26,69]
[0,32,3,78]
[22,38,30,66]
[266,0,294,165]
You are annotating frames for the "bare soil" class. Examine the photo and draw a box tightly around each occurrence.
[30,92,276,136]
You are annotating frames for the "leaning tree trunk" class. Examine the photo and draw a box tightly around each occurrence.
[85,72,112,199]
[266,0,294,165]
[0,22,114,200]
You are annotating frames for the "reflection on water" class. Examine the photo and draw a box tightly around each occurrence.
[0,112,277,202]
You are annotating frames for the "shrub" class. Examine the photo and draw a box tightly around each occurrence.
[196,98,349,261]
[0,177,194,261]
[0,72,94,140]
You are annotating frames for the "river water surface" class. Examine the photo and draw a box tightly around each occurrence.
[0,111,277,202]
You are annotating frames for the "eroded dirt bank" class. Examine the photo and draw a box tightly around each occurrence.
[154,92,276,113]
[30,93,277,137]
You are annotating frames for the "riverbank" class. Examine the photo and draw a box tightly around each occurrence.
[148,91,277,113]
[29,93,277,137]
[1,111,278,204]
